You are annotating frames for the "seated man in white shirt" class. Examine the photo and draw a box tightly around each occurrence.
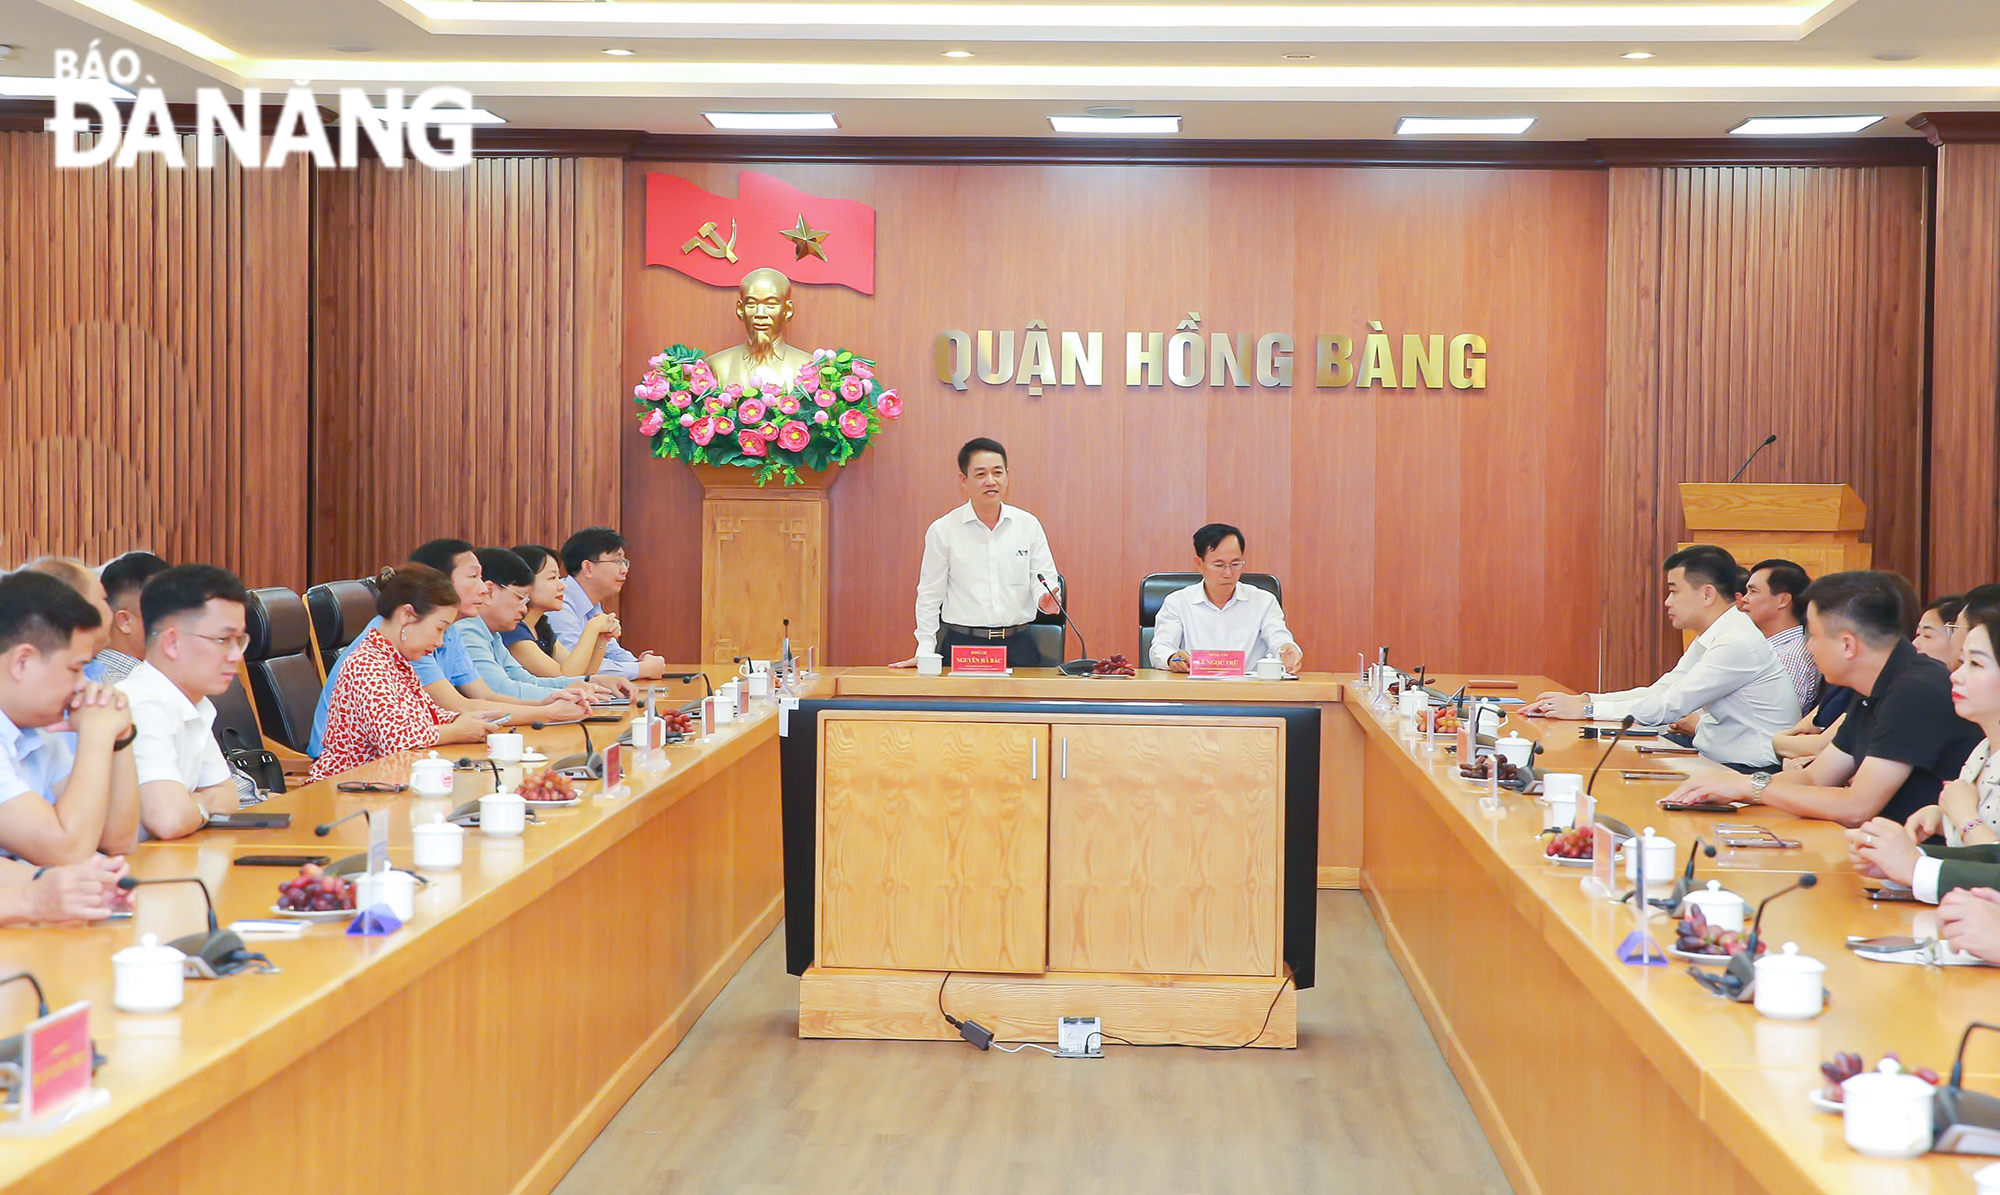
[894,437,1063,669]
[1149,523,1302,675]
[1523,545,1800,771]
[117,564,247,840]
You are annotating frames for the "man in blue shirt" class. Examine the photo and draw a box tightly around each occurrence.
[548,528,666,681]
[461,548,631,702]
[308,540,588,755]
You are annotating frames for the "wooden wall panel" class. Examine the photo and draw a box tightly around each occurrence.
[1928,144,2000,593]
[0,133,309,588]
[622,163,1608,684]
[1600,165,1929,689]
[310,157,625,584]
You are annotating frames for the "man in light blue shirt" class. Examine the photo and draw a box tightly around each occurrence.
[462,549,629,702]
[548,528,665,681]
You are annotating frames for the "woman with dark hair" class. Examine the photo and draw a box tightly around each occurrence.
[306,565,492,782]
[505,545,610,679]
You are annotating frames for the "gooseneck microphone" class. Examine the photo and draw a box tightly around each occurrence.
[664,672,715,698]
[0,972,49,1020]
[117,876,260,976]
[316,809,365,837]
[0,972,53,1073]
[1726,433,1779,484]
[1722,873,1818,991]
[1586,714,1637,796]
[1036,573,1097,677]
[532,719,599,779]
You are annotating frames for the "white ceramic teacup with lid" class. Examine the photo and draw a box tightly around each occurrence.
[1681,879,1746,933]
[1752,942,1826,1020]
[113,933,186,1013]
[409,751,454,797]
[1842,1058,1935,1158]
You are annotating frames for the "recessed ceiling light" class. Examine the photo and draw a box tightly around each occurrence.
[1873,51,1919,62]
[1397,116,1535,136]
[1730,115,1883,135]
[1283,53,1314,60]
[1622,51,1654,60]
[1049,115,1180,134]
[943,50,973,58]
[0,76,134,99]
[1083,105,1133,118]
[603,48,635,56]
[704,111,839,131]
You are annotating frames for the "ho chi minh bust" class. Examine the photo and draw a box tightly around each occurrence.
[704,267,816,392]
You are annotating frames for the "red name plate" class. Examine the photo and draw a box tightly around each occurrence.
[1188,650,1247,678]
[24,1001,91,1120]
[949,645,1009,674]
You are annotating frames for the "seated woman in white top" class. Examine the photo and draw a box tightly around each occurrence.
[1148,523,1302,675]
[1903,612,2000,848]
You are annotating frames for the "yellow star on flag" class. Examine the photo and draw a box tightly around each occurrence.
[780,213,830,261]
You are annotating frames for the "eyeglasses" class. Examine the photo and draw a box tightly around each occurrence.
[336,781,408,794]
[188,631,251,654]
[593,556,632,570]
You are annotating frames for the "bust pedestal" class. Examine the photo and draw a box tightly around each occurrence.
[691,464,837,664]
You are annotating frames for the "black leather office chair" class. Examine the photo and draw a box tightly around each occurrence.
[1025,573,1069,668]
[1137,572,1283,664]
[306,578,378,673]
[209,672,263,758]
[243,587,322,754]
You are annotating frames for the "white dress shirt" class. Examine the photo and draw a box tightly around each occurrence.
[1590,605,1801,767]
[913,502,1058,655]
[1148,582,1295,671]
[119,662,232,794]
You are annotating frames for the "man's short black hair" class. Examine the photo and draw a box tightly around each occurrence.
[1802,570,1906,648]
[1929,593,1968,625]
[101,551,171,607]
[1663,544,1739,596]
[0,571,103,655]
[410,538,476,576]
[1193,523,1245,559]
[957,437,1007,476]
[561,527,626,577]
[474,547,534,590]
[140,565,248,644]
[1750,558,1811,618]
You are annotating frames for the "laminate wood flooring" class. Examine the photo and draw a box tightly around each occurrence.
[554,893,1513,1195]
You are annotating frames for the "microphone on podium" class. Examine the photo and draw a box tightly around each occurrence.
[1726,433,1778,484]
[1036,573,1098,677]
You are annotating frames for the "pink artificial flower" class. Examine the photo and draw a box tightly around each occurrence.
[670,392,694,409]
[707,398,728,416]
[650,354,669,370]
[633,383,651,401]
[761,382,781,399]
[838,409,869,439]
[688,416,716,446]
[777,420,810,451]
[715,418,735,436]
[724,383,744,399]
[851,361,874,381]
[838,377,866,403]
[737,398,768,425]
[814,389,836,408]
[759,422,780,441]
[689,374,714,397]
[679,412,697,427]
[638,408,665,437]
[737,430,768,458]
[814,410,831,425]
[778,397,800,416]
[812,348,834,364]
[876,389,902,419]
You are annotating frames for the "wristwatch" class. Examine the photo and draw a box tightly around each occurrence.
[1580,700,1594,719]
[1749,771,1773,801]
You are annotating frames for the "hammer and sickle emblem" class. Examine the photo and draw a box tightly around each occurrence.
[681,219,740,263]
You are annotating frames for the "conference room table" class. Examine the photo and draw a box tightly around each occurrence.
[0,665,804,1195]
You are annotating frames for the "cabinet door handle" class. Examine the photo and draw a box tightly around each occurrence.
[1061,736,1068,779]
[1031,738,1038,780]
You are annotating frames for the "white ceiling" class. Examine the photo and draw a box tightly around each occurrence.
[6,0,1998,138]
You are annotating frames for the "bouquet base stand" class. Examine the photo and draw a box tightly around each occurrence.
[691,464,837,664]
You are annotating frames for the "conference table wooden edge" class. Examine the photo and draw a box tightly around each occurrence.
[2,672,817,1195]
[831,667,1361,890]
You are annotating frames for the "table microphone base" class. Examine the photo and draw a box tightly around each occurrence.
[1057,659,1099,677]
[551,752,601,780]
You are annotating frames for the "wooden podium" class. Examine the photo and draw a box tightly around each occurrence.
[1677,483,1872,578]
[694,464,834,664]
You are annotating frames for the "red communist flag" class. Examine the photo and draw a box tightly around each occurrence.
[644,170,876,295]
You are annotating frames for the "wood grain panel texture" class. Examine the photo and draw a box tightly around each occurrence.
[1601,166,1929,689]
[0,133,309,586]
[1928,144,2000,591]
[623,164,1608,684]
[310,157,625,584]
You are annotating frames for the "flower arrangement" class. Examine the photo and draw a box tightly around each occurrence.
[632,344,902,486]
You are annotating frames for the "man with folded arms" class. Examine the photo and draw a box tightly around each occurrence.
[549,527,667,681]
[93,551,170,686]
[460,548,631,702]
[1150,523,1302,675]
[117,565,248,840]
[1666,570,1980,827]
[1524,545,1799,771]
[894,437,1062,669]
[0,571,140,865]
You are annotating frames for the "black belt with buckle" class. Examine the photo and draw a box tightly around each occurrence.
[942,621,1030,640]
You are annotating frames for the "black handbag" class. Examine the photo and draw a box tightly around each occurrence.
[223,746,286,796]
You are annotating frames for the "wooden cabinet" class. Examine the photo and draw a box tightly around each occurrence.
[819,719,1049,973]
[1047,723,1282,976]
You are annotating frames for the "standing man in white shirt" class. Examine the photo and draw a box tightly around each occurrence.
[1523,545,1800,771]
[117,565,246,840]
[1150,523,1302,674]
[893,438,1063,669]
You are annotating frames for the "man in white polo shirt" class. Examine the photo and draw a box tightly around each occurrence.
[1150,523,1303,674]
[117,565,246,840]
[895,438,1063,669]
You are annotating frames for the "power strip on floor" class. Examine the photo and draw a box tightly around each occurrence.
[1054,1016,1103,1059]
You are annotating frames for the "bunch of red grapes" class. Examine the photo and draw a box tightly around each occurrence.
[1819,1052,1938,1102]
[1674,904,1765,958]
[1458,755,1521,782]
[1420,708,1462,733]
[276,862,355,912]
[661,711,695,737]
[519,769,578,803]
[1093,654,1136,677]
[1545,826,1593,859]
